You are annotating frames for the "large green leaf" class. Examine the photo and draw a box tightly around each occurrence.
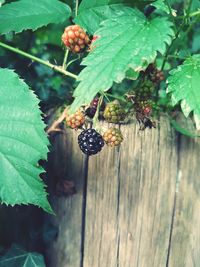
[0,0,5,7]
[75,0,155,34]
[151,0,170,13]
[0,0,71,34]
[0,68,52,213]
[167,55,200,130]
[71,8,173,111]
[0,245,46,267]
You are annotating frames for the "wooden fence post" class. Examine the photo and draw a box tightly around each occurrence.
[45,116,200,267]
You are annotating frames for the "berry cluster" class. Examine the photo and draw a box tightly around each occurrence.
[65,98,125,156]
[62,25,90,53]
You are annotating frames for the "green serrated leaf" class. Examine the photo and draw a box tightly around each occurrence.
[71,8,173,111]
[0,0,5,7]
[151,0,171,14]
[0,68,53,214]
[170,119,200,138]
[75,0,155,34]
[0,244,46,267]
[75,1,129,34]
[0,0,71,34]
[167,55,200,130]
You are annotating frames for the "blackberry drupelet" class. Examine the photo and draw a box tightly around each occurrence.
[78,129,104,155]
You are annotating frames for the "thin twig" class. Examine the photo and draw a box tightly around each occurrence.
[47,108,68,134]
[75,0,79,17]
[62,49,69,70]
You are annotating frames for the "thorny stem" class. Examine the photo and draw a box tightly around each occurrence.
[0,41,78,80]
[75,0,79,17]
[165,0,177,30]
[47,108,68,134]
[66,55,80,68]
[161,27,182,71]
[189,10,200,18]
[62,49,69,70]
[105,92,127,103]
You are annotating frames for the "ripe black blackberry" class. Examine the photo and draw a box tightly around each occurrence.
[78,129,104,155]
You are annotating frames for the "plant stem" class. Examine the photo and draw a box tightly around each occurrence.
[0,41,78,80]
[189,10,200,18]
[62,49,69,70]
[75,0,79,17]
[167,55,187,60]
[165,0,177,30]
[105,92,127,102]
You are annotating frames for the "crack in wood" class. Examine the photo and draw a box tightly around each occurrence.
[80,155,89,267]
[166,132,181,267]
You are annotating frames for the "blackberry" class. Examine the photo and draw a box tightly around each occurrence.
[78,129,104,155]
[103,101,125,123]
[136,80,155,99]
[136,100,153,116]
[103,128,123,147]
[86,97,99,118]
[62,25,90,53]
[66,109,85,129]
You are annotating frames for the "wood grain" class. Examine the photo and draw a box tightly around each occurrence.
[45,117,200,267]
[45,129,84,267]
[169,135,200,267]
[83,117,178,267]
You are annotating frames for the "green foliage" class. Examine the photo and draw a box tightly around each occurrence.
[151,0,170,14]
[0,68,53,213]
[71,8,173,111]
[0,0,71,34]
[0,244,46,267]
[75,0,130,34]
[170,119,200,138]
[167,55,200,129]
[0,0,5,7]
[75,0,156,34]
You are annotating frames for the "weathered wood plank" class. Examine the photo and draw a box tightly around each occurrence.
[169,135,200,267]
[45,129,84,267]
[83,117,178,267]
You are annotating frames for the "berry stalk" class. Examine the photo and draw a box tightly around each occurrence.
[0,41,78,80]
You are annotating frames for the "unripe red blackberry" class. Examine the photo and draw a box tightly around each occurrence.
[137,100,153,116]
[78,129,104,155]
[62,25,90,53]
[87,97,99,118]
[66,110,85,129]
[103,101,126,123]
[103,128,123,147]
